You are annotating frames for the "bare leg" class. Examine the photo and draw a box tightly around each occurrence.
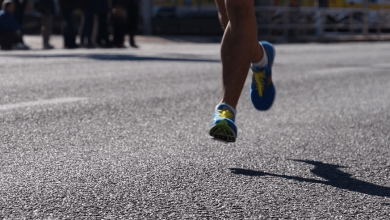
[215,0,263,64]
[215,0,229,30]
[215,0,263,110]
[210,1,273,141]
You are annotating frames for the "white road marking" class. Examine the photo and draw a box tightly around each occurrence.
[311,67,365,75]
[376,63,390,68]
[0,97,87,111]
[311,65,388,76]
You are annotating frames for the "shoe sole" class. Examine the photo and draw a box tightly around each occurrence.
[209,121,236,142]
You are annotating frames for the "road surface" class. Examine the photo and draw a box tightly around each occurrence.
[1,36,390,218]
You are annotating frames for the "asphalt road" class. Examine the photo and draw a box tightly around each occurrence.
[1,37,390,219]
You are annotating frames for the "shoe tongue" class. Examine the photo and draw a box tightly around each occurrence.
[219,106,231,111]
[216,104,236,118]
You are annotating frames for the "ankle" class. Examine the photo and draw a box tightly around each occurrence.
[252,43,264,63]
[251,43,268,70]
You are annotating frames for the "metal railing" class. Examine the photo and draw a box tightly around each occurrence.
[255,6,390,42]
[141,0,390,41]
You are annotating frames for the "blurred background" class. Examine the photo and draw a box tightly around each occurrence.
[1,0,390,43]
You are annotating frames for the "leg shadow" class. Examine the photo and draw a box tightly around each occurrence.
[230,160,390,197]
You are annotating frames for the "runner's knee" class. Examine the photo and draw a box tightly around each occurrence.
[215,0,229,30]
[225,0,255,26]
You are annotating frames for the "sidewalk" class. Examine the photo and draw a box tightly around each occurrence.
[23,35,222,50]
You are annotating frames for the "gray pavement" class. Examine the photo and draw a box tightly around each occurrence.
[1,36,390,219]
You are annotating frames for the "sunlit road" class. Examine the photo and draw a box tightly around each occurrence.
[1,37,390,218]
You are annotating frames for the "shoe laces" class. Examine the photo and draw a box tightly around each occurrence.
[254,71,266,97]
[216,110,233,119]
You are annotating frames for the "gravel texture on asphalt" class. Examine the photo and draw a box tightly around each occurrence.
[1,40,390,219]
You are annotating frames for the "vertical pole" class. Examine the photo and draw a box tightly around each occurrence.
[283,0,290,42]
[175,0,178,34]
[376,9,381,35]
[348,9,353,34]
[362,0,369,35]
[316,0,324,37]
[316,9,323,36]
[198,0,202,34]
[142,0,152,35]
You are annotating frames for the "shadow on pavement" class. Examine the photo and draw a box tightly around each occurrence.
[230,160,390,198]
[0,54,220,63]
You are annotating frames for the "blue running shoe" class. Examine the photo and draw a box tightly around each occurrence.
[209,104,237,142]
[250,41,276,111]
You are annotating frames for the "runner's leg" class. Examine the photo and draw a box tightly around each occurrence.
[215,0,263,64]
[215,0,228,30]
[217,0,263,110]
[209,0,265,142]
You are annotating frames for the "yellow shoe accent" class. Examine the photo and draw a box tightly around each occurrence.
[217,110,233,119]
[253,71,266,97]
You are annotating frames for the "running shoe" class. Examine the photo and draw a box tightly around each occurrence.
[209,104,237,142]
[250,41,276,111]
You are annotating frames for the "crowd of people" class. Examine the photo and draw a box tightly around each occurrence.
[0,0,139,50]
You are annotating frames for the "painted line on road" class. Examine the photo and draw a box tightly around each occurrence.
[0,97,88,111]
[312,65,390,76]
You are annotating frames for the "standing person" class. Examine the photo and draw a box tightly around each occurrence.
[0,0,29,50]
[35,0,55,49]
[12,0,29,48]
[95,0,111,48]
[127,0,138,48]
[12,0,27,26]
[209,0,276,142]
[79,0,110,48]
[111,0,127,48]
[59,0,78,49]
[79,0,94,48]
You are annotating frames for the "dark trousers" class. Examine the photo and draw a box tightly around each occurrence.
[113,23,127,47]
[96,13,110,46]
[80,11,94,45]
[13,0,28,26]
[129,31,135,46]
[61,9,77,47]
[41,13,54,46]
[0,31,23,50]
[127,2,139,46]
